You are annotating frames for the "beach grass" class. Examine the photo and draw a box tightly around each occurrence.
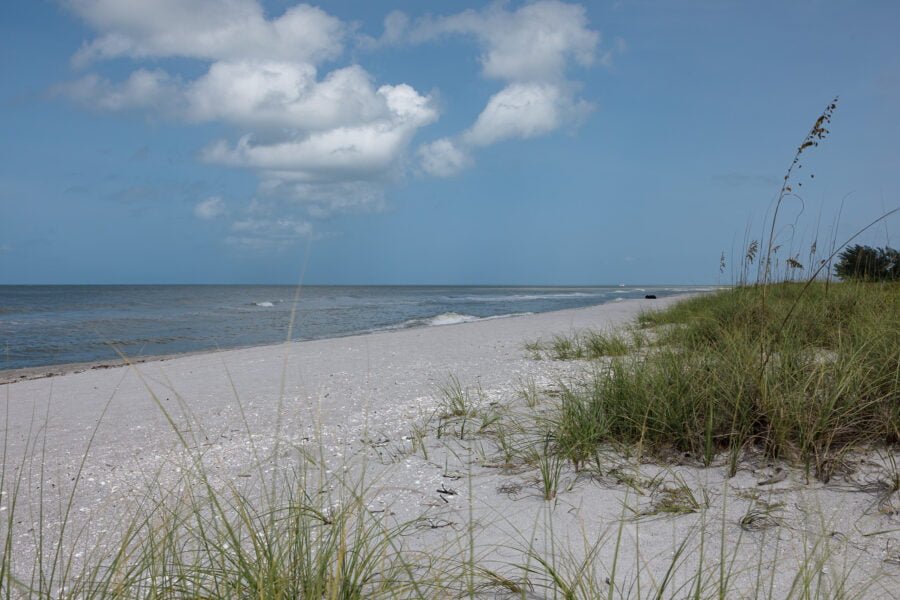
[543,281,899,480]
[542,331,633,361]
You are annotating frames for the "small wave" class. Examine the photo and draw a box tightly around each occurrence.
[254,301,275,308]
[452,292,601,303]
[424,311,533,326]
[394,312,482,328]
[427,312,481,326]
[372,311,533,333]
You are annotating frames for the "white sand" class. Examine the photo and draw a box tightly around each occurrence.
[3,295,899,596]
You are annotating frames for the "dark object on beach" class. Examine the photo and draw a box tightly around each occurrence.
[645,294,657,299]
[436,484,457,496]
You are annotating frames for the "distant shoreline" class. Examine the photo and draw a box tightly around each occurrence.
[0,289,712,384]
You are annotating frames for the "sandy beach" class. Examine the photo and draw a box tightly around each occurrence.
[3,294,899,597]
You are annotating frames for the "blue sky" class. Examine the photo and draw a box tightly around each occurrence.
[1,0,898,285]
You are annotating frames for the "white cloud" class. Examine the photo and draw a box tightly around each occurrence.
[184,62,391,130]
[418,138,471,177]
[60,0,605,243]
[464,83,561,146]
[408,1,598,82]
[408,1,600,175]
[194,196,225,219]
[66,1,345,66]
[359,10,410,50]
[62,61,414,133]
[200,83,436,181]
[61,1,440,234]
[466,82,593,147]
[59,69,179,111]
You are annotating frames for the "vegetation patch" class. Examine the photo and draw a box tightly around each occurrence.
[531,330,636,361]
[547,282,899,480]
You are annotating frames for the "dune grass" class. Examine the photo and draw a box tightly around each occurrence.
[547,282,899,480]
[536,330,636,361]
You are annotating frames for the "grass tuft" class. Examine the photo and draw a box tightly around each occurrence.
[533,330,635,361]
[547,282,899,480]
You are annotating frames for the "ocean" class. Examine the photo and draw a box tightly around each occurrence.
[0,285,712,372]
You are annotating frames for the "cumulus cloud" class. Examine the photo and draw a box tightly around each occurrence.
[465,84,561,146]
[59,0,605,245]
[61,61,434,135]
[409,0,598,82]
[184,62,389,130]
[418,138,471,177]
[61,1,439,225]
[406,1,600,175]
[200,83,436,179]
[194,196,225,219]
[359,10,410,50]
[67,0,345,66]
[59,68,179,111]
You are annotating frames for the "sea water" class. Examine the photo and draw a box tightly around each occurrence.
[0,285,713,371]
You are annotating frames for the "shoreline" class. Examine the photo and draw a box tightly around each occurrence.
[2,295,685,551]
[0,295,694,385]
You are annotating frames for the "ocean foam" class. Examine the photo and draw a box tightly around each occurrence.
[454,292,601,303]
[427,312,481,326]
[371,311,534,334]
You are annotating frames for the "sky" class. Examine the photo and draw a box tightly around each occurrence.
[1,0,899,285]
